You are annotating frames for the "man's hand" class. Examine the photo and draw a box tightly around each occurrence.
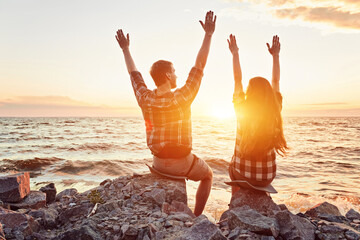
[115,29,130,50]
[266,35,280,56]
[227,34,239,55]
[199,11,216,36]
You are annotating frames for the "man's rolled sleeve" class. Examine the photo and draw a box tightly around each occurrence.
[174,67,204,105]
[130,71,150,106]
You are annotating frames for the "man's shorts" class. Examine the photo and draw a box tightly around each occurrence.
[153,153,211,182]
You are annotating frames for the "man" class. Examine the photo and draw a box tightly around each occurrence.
[115,11,216,216]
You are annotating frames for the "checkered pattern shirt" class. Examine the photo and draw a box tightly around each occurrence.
[130,67,203,156]
[231,91,283,181]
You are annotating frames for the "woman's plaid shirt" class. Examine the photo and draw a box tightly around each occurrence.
[130,67,203,156]
[231,91,283,181]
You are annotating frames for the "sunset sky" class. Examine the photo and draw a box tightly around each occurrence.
[1,0,360,117]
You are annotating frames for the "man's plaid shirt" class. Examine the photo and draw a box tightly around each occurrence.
[130,67,203,157]
[231,91,283,181]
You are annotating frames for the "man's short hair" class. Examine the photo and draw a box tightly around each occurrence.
[150,60,173,87]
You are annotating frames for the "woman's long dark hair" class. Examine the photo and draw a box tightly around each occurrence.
[239,77,287,158]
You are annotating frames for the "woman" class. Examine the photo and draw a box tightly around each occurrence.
[228,34,287,195]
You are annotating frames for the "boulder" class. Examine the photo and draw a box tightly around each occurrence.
[39,183,57,204]
[229,188,280,216]
[58,202,92,224]
[54,220,101,240]
[0,172,30,203]
[317,221,360,240]
[346,209,360,221]
[305,202,342,218]
[121,224,139,240]
[345,230,360,240]
[135,174,187,204]
[28,207,58,229]
[227,206,280,237]
[8,190,46,210]
[168,212,193,222]
[55,188,78,202]
[0,222,5,240]
[179,219,227,240]
[162,200,196,218]
[148,188,166,206]
[275,210,316,240]
[0,206,39,237]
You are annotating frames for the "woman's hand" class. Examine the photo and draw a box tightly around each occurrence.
[227,34,239,55]
[266,35,280,56]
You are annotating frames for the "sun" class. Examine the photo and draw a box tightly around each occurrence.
[211,105,235,119]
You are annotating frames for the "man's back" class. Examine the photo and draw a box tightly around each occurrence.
[130,68,203,157]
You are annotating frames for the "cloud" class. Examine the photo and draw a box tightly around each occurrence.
[0,96,140,117]
[274,6,360,30]
[227,0,360,30]
[0,96,91,107]
[300,102,348,106]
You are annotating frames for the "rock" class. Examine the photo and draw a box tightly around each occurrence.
[0,172,30,203]
[168,212,193,222]
[346,209,360,221]
[100,179,111,186]
[305,201,342,218]
[136,174,187,204]
[261,236,275,240]
[228,227,242,240]
[97,200,122,213]
[148,188,166,206]
[317,223,345,239]
[58,203,92,224]
[275,210,316,240]
[194,214,208,224]
[318,221,360,240]
[28,208,58,229]
[277,204,288,211]
[0,206,39,237]
[54,223,102,240]
[162,200,196,218]
[227,206,280,237]
[121,224,138,240]
[55,188,78,202]
[229,188,280,216]
[0,223,5,240]
[8,191,46,210]
[345,230,360,240]
[179,219,227,240]
[39,183,57,204]
[317,213,348,223]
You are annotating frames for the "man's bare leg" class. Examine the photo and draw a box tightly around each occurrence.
[194,170,213,216]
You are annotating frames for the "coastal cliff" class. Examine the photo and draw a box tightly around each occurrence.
[0,172,359,240]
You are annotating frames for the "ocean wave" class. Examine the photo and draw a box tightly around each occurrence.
[50,159,151,176]
[57,143,118,152]
[0,157,64,172]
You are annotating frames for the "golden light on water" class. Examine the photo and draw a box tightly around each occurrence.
[210,105,235,119]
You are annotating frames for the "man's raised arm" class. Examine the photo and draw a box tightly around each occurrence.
[194,11,216,70]
[267,35,281,92]
[116,29,151,106]
[116,29,138,74]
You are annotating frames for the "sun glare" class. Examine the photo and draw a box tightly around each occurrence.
[211,105,235,119]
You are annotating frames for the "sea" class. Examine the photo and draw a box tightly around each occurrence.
[0,117,359,221]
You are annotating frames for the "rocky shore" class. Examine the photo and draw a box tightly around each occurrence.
[0,172,359,240]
